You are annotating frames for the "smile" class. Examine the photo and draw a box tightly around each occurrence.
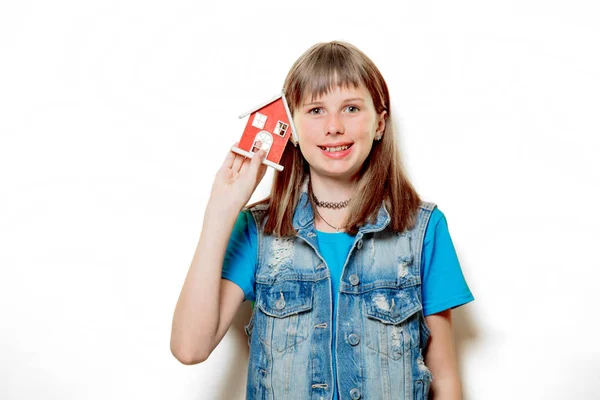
[318,144,353,152]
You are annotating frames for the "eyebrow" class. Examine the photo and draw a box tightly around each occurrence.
[303,97,366,107]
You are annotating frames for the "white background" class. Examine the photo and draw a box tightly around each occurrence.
[1,0,599,399]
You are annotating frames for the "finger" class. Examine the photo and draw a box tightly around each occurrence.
[239,148,262,175]
[222,142,241,169]
[232,151,245,172]
[249,149,266,176]
[250,161,268,193]
[222,148,236,169]
[238,154,253,175]
[256,161,268,185]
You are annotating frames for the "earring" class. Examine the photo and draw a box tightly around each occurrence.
[375,134,382,141]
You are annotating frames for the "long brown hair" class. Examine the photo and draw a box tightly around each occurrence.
[250,41,421,236]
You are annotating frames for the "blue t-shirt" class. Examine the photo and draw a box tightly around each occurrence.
[222,207,474,399]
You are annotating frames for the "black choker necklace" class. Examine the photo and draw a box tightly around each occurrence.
[312,192,351,209]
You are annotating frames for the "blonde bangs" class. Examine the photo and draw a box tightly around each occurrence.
[285,43,372,114]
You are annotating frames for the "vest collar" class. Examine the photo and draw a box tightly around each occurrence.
[292,177,391,235]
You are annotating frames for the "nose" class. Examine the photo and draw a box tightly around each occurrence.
[326,112,344,136]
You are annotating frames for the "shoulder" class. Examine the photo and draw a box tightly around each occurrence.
[416,200,440,228]
[419,200,437,212]
[422,205,454,247]
[421,201,443,224]
[415,201,449,244]
[228,209,258,242]
[245,201,270,229]
[246,201,270,214]
[414,200,439,222]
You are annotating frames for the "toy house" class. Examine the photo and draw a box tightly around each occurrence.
[231,92,298,171]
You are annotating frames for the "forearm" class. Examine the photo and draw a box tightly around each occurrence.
[170,200,240,363]
[425,310,463,400]
[430,375,462,400]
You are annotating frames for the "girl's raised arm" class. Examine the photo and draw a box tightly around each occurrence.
[170,147,267,365]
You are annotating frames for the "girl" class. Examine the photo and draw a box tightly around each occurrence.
[171,41,474,400]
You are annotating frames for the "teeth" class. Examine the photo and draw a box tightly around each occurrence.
[322,145,350,152]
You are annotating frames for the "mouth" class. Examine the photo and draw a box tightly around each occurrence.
[318,143,353,153]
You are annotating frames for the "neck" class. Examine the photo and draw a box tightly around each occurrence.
[308,171,357,233]
[308,171,356,203]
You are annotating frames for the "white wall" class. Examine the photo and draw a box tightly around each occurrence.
[1,0,599,399]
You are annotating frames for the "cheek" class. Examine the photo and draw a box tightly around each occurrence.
[295,119,321,143]
[350,118,377,138]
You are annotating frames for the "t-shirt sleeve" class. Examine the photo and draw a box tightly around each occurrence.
[221,210,258,302]
[420,208,474,316]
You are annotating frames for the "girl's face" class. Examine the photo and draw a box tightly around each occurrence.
[294,83,386,182]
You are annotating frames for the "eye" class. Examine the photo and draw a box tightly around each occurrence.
[344,105,359,113]
[308,107,323,115]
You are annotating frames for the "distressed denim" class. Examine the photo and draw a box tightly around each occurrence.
[244,192,435,400]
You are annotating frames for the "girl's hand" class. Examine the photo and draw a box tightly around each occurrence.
[208,145,268,212]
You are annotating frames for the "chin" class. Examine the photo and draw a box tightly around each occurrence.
[311,165,360,181]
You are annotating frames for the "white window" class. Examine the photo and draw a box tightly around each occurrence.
[251,131,273,155]
[273,121,289,137]
[252,112,267,129]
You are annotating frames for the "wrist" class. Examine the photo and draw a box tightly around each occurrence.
[204,197,243,222]
[199,202,241,247]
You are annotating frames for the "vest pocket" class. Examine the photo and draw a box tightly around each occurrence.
[363,286,423,360]
[255,280,314,352]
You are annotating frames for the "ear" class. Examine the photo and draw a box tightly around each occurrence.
[375,110,387,139]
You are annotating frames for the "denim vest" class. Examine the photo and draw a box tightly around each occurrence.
[244,192,436,400]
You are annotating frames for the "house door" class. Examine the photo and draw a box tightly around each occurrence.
[251,131,273,156]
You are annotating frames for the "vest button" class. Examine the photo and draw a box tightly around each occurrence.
[357,239,363,249]
[349,388,361,399]
[275,298,286,310]
[348,333,360,346]
[349,274,360,286]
